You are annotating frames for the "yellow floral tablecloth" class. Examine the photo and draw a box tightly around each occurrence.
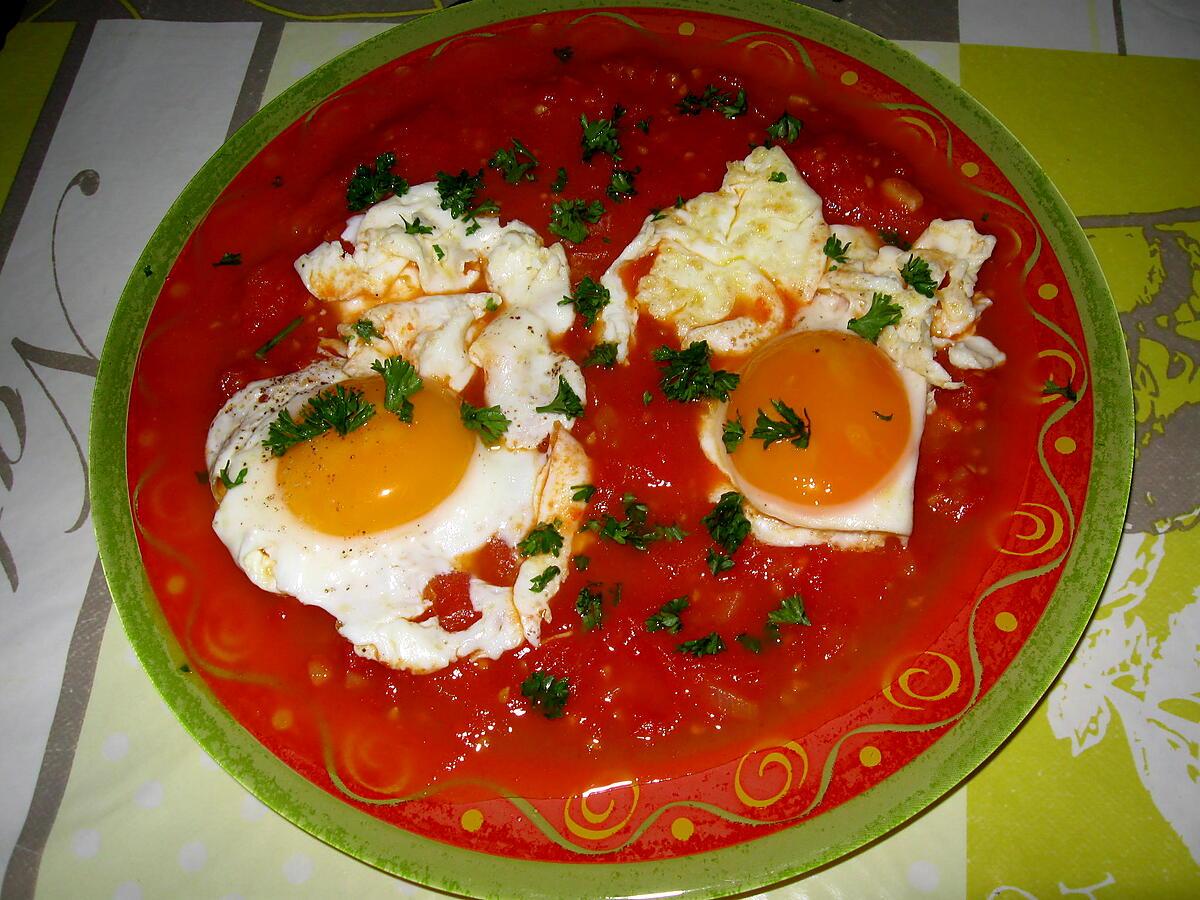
[0,1,1196,897]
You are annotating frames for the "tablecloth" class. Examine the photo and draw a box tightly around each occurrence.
[0,1,1196,897]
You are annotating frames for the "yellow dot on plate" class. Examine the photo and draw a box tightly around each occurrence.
[961,161,980,178]
[1038,283,1059,300]
[271,708,294,730]
[859,745,881,768]
[1054,436,1077,455]
[671,817,695,840]
[461,809,484,832]
[165,574,187,596]
[995,612,1018,633]
[678,22,695,36]
[841,70,859,85]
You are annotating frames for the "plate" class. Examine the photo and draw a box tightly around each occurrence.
[90,1,1132,896]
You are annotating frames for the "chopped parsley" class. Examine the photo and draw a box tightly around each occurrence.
[549,198,605,243]
[650,208,668,222]
[582,342,618,368]
[678,632,726,657]
[677,84,747,118]
[142,265,153,277]
[847,292,903,343]
[752,400,811,450]
[575,585,605,630]
[559,277,610,327]
[219,461,247,489]
[879,229,912,251]
[435,168,499,225]
[212,252,242,267]
[900,254,937,298]
[702,492,751,557]
[459,401,510,446]
[264,385,374,457]
[535,376,585,418]
[484,296,500,312]
[550,166,568,193]
[553,46,573,62]
[646,596,688,634]
[580,107,624,162]
[642,390,653,405]
[768,594,812,627]
[768,171,788,183]
[347,152,408,211]
[518,521,565,557]
[652,341,740,402]
[402,216,434,235]
[606,166,640,201]
[573,554,591,571]
[736,633,762,653]
[370,356,423,423]
[529,565,561,593]
[823,233,851,265]
[1043,378,1078,402]
[521,671,569,718]
[874,411,894,421]
[635,118,651,133]
[707,548,734,575]
[765,111,803,145]
[570,483,596,503]
[585,493,686,551]
[433,244,445,260]
[351,318,382,343]
[489,137,539,184]
[722,416,745,454]
[254,315,304,359]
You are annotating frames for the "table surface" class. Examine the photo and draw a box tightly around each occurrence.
[0,1,1197,898]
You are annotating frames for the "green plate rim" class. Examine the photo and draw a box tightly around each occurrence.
[89,1,1134,896]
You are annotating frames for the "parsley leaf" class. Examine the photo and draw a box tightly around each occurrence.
[652,342,740,402]
[559,276,610,327]
[529,565,561,593]
[549,198,605,243]
[703,491,751,556]
[347,152,408,211]
[879,229,912,251]
[752,400,811,450]
[264,385,375,457]
[677,84,747,118]
[768,171,788,183]
[722,416,745,454]
[582,342,618,368]
[484,296,500,312]
[707,549,734,575]
[768,594,812,626]
[606,166,640,201]
[847,292,903,343]
[219,461,247,489]
[823,233,850,265]
[900,254,937,298]
[646,596,688,634]
[736,633,762,653]
[433,244,445,260]
[550,167,568,193]
[402,216,434,235]
[213,252,242,267]
[574,554,590,570]
[460,401,510,446]
[642,390,653,405]
[521,671,569,718]
[571,483,596,502]
[636,118,651,133]
[518,521,564,557]
[535,376,585,418]
[254,315,304,360]
[586,493,686,551]
[765,111,803,145]
[580,107,623,162]
[678,632,726,657]
[489,137,539,184]
[370,357,423,423]
[435,168,498,224]
[553,46,573,62]
[1043,378,1078,402]
[142,265,153,277]
[351,319,382,343]
[575,584,605,630]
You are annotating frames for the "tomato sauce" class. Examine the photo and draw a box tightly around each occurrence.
[127,15,1041,814]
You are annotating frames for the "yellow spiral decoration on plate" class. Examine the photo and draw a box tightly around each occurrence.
[883,652,962,711]
[734,741,808,809]
[563,782,640,840]
[1001,502,1066,557]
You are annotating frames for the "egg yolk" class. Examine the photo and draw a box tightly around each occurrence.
[725,330,912,507]
[277,375,475,536]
